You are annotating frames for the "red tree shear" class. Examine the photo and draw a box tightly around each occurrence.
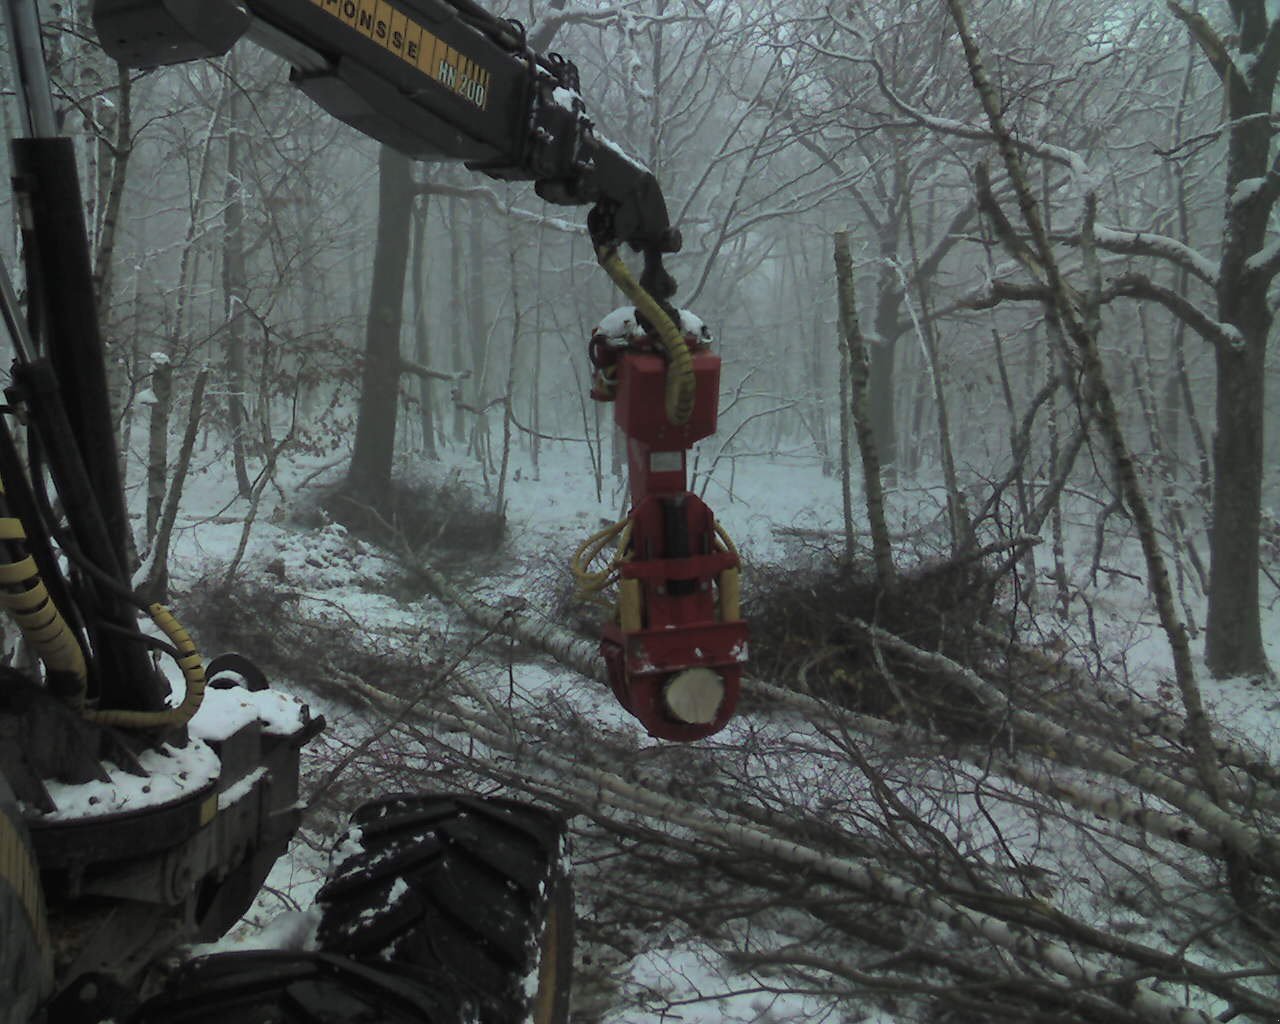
[579,250,748,742]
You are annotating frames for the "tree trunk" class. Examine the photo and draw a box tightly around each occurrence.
[496,237,521,519]
[834,232,894,586]
[868,327,899,485]
[346,146,414,504]
[411,189,437,459]
[449,198,467,443]
[138,369,208,604]
[1204,9,1276,679]
[93,65,131,316]
[145,76,227,544]
[144,356,172,541]
[223,69,252,496]
[904,201,968,552]
[1205,311,1268,676]
[466,202,491,465]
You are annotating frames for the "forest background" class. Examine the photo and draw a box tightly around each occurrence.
[5,1,1280,1021]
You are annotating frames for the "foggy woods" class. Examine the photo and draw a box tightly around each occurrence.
[6,0,1280,1021]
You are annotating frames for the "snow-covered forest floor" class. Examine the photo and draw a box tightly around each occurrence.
[161,440,1280,1024]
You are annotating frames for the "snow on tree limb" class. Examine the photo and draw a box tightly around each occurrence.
[839,47,1096,183]
[946,0,1230,825]
[1103,273,1245,351]
[1166,1,1241,85]
[1085,226,1218,286]
[407,548,1235,871]
[849,618,1280,878]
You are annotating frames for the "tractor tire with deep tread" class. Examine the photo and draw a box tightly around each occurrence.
[316,793,573,1024]
[128,950,472,1023]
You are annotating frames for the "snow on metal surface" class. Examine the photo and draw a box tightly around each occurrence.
[593,130,651,173]
[35,737,220,821]
[595,306,710,341]
[218,766,268,811]
[189,684,308,741]
[551,85,582,110]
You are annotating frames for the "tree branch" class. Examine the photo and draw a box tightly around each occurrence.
[399,358,469,383]
[1063,226,1218,286]
[1102,272,1243,350]
[1165,1,1235,83]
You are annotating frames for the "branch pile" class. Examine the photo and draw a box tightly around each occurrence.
[195,552,1280,1023]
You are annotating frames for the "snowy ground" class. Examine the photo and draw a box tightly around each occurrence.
[150,433,1280,1023]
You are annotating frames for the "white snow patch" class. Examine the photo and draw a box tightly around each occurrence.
[592,130,651,174]
[1093,225,1218,284]
[218,766,267,810]
[33,737,221,821]
[1232,176,1266,206]
[1245,237,1280,275]
[551,85,583,111]
[189,909,320,956]
[595,306,712,341]
[189,685,308,741]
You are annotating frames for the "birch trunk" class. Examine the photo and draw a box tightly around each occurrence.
[833,231,894,584]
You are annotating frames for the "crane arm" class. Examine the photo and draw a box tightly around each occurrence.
[93,0,681,294]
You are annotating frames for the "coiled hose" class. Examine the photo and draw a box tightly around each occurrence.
[0,506,87,695]
[0,477,204,728]
[595,245,696,426]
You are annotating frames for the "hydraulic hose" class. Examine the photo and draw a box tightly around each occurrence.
[595,245,695,425]
[0,470,205,727]
[570,517,631,606]
[83,604,206,729]
[0,508,87,695]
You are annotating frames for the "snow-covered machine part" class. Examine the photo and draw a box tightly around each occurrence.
[582,303,748,742]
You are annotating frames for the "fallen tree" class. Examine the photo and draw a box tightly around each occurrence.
[190,539,1280,1022]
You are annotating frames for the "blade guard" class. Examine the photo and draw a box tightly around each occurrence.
[601,493,747,741]
[601,624,746,742]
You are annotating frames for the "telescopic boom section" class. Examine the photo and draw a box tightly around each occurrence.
[93,0,681,291]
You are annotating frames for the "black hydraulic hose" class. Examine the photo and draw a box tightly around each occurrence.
[10,138,163,713]
[663,496,696,597]
[12,361,163,712]
[11,140,132,562]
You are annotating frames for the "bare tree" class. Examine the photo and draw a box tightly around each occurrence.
[346,145,413,505]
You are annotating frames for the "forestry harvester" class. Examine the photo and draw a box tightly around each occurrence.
[0,0,747,1021]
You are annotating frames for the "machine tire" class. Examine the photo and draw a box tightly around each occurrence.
[316,793,573,1024]
[0,772,51,1024]
[128,950,471,1023]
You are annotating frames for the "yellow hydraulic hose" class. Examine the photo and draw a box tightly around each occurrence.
[595,245,696,426]
[0,477,204,728]
[83,603,206,729]
[570,513,743,628]
[570,517,631,606]
[0,514,87,693]
[713,522,742,622]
